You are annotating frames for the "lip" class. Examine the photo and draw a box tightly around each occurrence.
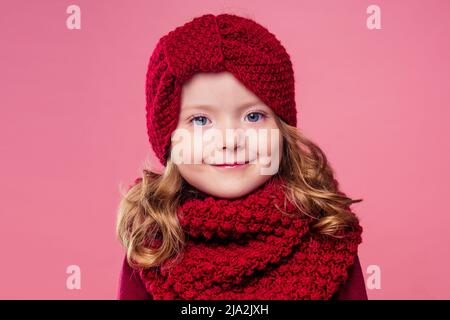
[210,160,250,169]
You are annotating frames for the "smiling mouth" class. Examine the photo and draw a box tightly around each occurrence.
[209,160,250,168]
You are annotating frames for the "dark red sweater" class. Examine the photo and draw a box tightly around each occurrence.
[117,254,368,300]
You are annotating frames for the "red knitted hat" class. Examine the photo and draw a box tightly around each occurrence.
[145,13,297,166]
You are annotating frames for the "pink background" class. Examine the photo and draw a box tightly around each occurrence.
[1,0,449,299]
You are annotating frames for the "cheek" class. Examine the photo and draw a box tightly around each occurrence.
[251,127,281,159]
[170,128,205,164]
[176,163,206,186]
[278,131,283,155]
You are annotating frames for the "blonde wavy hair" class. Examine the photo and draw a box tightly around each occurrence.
[116,117,363,269]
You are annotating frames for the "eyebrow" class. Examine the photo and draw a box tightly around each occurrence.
[181,100,265,112]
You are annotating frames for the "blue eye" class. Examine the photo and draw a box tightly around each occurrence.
[191,116,210,126]
[246,112,266,122]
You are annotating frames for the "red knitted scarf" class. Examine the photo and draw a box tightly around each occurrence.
[138,176,362,300]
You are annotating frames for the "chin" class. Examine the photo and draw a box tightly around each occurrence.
[179,164,274,199]
[206,187,249,199]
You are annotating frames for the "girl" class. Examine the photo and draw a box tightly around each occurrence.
[116,13,367,300]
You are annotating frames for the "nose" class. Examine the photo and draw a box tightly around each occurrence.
[215,122,245,152]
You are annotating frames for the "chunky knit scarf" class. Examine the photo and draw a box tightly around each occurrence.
[138,176,362,300]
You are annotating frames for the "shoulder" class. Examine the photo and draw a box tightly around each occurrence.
[332,255,368,300]
[117,255,154,300]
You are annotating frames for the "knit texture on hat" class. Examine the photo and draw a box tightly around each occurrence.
[145,13,297,165]
[138,176,363,300]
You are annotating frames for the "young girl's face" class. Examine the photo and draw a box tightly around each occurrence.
[171,71,282,199]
